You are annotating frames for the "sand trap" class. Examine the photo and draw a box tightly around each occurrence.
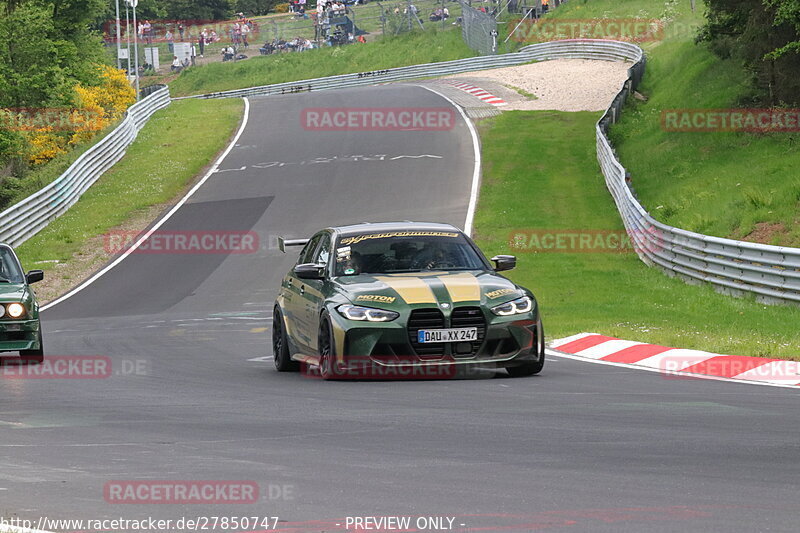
[446,58,632,112]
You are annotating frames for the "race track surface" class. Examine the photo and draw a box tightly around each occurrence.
[3,85,799,533]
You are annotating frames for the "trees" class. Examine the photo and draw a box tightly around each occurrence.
[0,0,110,183]
[700,0,800,104]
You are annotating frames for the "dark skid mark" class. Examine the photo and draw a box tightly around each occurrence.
[44,197,273,319]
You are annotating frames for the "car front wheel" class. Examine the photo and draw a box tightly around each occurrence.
[273,307,298,372]
[318,316,343,380]
[506,322,545,377]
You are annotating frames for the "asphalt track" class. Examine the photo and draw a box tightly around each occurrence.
[2,85,799,533]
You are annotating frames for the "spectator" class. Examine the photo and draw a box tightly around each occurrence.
[199,29,207,57]
[165,29,174,53]
[143,20,152,44]
[171,55,181,72]
[241,22,250,48]
[178,22,185,41]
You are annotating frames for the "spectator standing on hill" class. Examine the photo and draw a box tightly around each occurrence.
[241,23,250,48]
[178,22,185,40]
[165,29,174,53]
[199,29,206,56]
[143,20,152,44]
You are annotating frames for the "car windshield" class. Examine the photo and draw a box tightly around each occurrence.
[0,247,24,283]
[333,231,488,276]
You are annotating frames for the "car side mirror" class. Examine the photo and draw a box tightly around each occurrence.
[26,270,44,284]
[293,263,325,280]
[491,255,516,272]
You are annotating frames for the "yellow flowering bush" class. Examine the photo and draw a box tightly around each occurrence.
[25,65,135,165]
[27,128,68,165]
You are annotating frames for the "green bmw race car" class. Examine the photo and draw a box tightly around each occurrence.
[0,244,44,363]
[272,222,544,380]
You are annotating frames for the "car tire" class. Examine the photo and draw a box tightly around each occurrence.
[273,307,298,372]
[506,322,545,377]
[318,315,343,381]
[20,326,44,365]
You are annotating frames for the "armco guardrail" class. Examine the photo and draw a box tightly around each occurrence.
[186,37,800,305]
[178,39,644,100]
[594,44,800,305]
[0,87,170,247]
[7,40,796,305]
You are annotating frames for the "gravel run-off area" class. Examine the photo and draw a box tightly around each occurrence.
[446,58,633,112]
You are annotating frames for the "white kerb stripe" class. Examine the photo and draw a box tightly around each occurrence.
[549,332,598,349]
[635,349,718,372]
[575,339,643,359]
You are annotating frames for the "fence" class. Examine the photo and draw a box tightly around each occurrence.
[458,0,498,55]
[180,39,640,100]
[0,87,171,247]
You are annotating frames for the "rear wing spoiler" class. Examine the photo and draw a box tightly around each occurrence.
[278,237,310,253]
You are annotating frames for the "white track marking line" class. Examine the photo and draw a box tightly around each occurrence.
[42,98,252,311]
[417,85,481,237]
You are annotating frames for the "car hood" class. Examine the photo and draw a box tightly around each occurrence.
[332,270,526,309]
[0,283,27,301]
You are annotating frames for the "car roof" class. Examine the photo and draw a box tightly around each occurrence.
[330,222,463,237]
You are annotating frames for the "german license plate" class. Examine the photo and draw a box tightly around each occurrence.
[418,328,477,344]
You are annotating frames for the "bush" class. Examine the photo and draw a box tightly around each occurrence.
[274,3,290,13]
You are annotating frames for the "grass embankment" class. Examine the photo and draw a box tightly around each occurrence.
[1,122,120,212]
[474,111,800,360]
[16,99,242,274]
[169,28,475,96]
[549,0,800,246]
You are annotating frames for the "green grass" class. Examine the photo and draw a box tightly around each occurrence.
[169,28,475,96]
[15,98,243,267]
[1,121,121,212]
[548,0,800,246]
[474,111,800,360]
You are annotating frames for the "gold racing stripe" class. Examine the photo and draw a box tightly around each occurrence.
[374,276,437,304]
[438,272,481,302]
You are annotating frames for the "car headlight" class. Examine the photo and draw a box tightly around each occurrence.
[5,303,26,319]
[491,296,533,316]
[337,304,399,322]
